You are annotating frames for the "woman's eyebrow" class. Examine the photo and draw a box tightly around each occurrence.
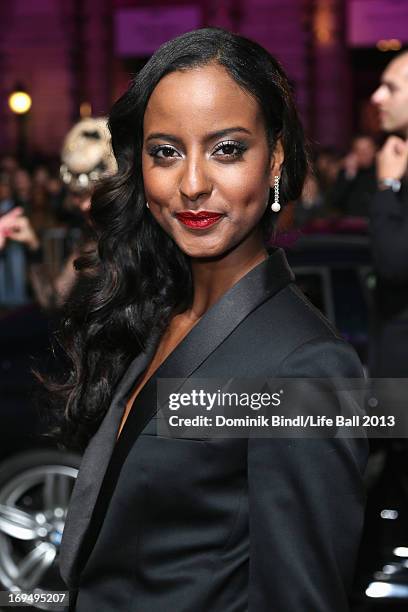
[206,127,252,140]
[145,127,252,144]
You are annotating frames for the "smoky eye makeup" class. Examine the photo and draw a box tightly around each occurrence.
[212,140,248,159]
[145,137,249,163]
[147,144,181,160]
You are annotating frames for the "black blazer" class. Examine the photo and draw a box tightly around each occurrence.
[369,184,408,375]
[59,249,368,612]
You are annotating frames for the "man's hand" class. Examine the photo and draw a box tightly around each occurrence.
[0,208,40,251]
[376,136,408,183]
[0,207,24,249]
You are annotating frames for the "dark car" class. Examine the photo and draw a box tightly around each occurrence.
[284,232,373,367]
[0,303,80,610]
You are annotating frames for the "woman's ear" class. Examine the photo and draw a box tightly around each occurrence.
[269,139,285,184]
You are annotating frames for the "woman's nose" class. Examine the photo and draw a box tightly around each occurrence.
[179,158,212,202]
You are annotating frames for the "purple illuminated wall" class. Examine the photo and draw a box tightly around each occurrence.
[0,0,402,157]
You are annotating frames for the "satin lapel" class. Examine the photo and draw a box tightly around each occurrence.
[117,249,295,443]
[163,249,294,380]
[59,248,294,587]
[58,338,159,587]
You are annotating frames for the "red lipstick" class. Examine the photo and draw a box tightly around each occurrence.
[175,210,224,229]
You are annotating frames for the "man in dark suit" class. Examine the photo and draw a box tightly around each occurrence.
[370,50,408,376]
[361,51,408,596]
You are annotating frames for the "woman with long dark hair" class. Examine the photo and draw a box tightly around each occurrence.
[54,28,367,611]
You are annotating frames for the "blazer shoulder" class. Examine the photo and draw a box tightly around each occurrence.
[253,281,362,376]
[259,281,341,343]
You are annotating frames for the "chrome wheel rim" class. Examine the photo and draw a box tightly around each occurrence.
[0,464,77,609]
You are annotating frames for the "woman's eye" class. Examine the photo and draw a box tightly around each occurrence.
[213,141,247,159]
[149,146,179,159]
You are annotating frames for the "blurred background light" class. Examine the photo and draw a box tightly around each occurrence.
[79,102,92,118]
[366,581,394,598]
[376,38,402,51]
[8,90,32,115]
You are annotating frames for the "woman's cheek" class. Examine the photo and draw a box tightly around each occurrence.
[217,163,269,205]
[143,172,175,208]
[220,184,269,221]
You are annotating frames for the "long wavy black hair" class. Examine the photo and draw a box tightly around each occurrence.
[43,27,308,452]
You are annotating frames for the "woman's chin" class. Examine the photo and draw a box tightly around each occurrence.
[176,241,227,260]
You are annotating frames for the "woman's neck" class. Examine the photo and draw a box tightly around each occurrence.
[186,233,269,321]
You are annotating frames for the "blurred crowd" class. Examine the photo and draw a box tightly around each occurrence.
[0,117,116,310]
[0,153,88,309]
[289,134,379,230]
[0,153,88,232]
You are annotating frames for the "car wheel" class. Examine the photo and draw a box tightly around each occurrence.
[0,450,80,610]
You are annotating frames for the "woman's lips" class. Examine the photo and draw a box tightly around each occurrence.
[175,211,224,229]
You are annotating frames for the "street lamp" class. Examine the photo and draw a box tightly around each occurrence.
[8,90,32,114]
[8,83,32,164]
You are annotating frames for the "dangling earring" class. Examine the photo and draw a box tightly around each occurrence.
[271,176,280,212]
[146,201,150,209]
